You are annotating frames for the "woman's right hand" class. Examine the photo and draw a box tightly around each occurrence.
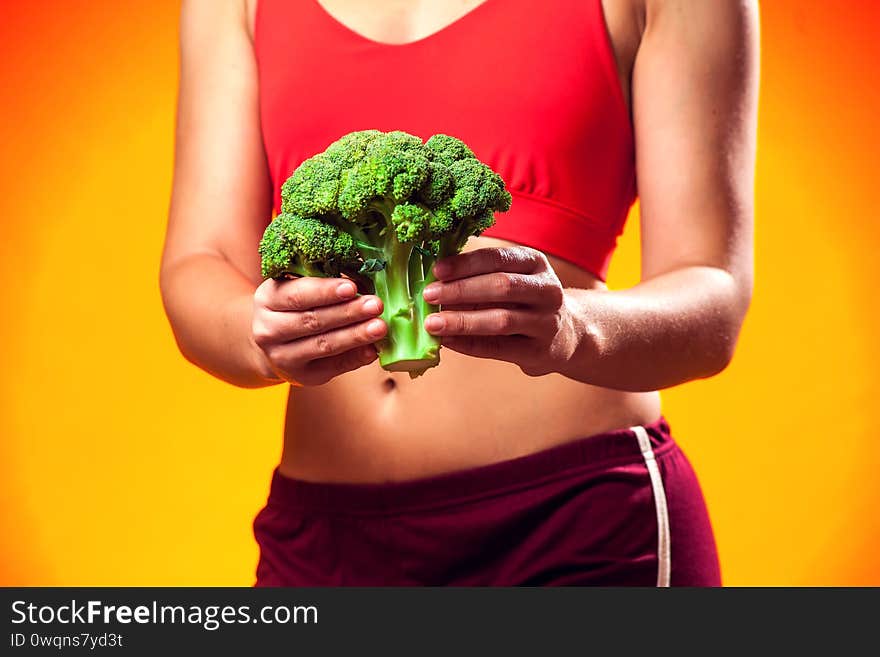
[252,277,387,386]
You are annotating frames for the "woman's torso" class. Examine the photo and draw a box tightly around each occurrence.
[249,0,658,483]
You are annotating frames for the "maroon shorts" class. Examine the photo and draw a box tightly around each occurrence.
[253,417,721,586]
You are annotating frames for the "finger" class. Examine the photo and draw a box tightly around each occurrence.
[433,247,546,281]
[259,295,383,342]
[441,302,521,311]
[440,335,534,364]
[277,317,387,364]
[423,273,546,306]
[259,276,358,312]
[424,309,542,337]
[299,345,379,385]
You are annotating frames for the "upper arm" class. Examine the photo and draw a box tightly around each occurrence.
[163,0,271,285]
[632,0,759,293]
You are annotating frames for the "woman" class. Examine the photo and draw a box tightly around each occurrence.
[161,0,757,586]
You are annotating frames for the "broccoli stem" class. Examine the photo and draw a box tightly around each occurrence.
[371,236,440,376]
[410,249,441,376]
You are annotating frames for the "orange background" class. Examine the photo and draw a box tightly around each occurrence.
[1,1,878,586]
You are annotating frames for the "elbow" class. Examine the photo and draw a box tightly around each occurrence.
[158,261,186,352]
[701,277,752,378]
[158,260,274,390]
[158,260,205,376]
[701,331,739,379]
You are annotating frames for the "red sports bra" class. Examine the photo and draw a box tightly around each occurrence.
[255,0,636,280]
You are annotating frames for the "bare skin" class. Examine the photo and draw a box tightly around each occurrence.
[161,0,758,483]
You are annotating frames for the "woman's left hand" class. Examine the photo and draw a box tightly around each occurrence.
[422,247,582,376]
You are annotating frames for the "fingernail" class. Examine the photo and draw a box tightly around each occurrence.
[423,284,441,303]
[433,261,450,278]
[363,298,381,314]
[366,319,386,337]
[425,315,444,333]
[337,282,357,298]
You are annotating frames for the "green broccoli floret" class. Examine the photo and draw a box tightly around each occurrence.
[259,130,512,378]
[259,214,360,279]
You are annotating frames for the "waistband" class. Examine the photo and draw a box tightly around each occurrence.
[266,416,674,515]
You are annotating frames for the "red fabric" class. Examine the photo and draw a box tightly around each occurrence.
[253,418,721,586]
[254,0,637,280]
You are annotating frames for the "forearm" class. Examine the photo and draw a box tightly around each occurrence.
[562,266,750,391]
[160,253,281,388]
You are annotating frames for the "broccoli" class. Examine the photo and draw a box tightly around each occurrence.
[259,130,512,377]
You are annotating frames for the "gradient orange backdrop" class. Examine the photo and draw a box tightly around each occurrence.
[1,1,878,586]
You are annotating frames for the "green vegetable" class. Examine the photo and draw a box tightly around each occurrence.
[259,130,512,378]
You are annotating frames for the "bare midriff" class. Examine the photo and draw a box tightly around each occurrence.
[279,237,661,484]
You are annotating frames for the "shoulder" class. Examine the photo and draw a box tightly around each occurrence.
[179,0,252,41]
[637,0,759,87]
[643,0,758,29]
